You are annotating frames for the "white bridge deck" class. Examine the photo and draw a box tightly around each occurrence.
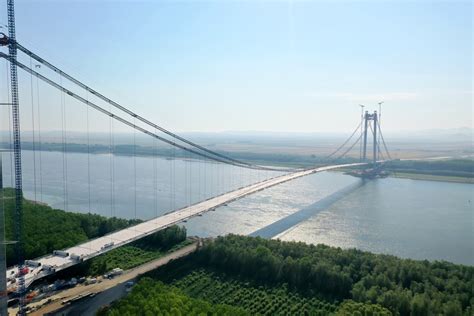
[7,162,366,289]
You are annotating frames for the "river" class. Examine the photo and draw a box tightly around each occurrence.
[3,150,473,265]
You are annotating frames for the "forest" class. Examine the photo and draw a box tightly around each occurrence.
[50,225,189,280]
[97,278,248,316]
[85,225,188,275]
[2,187,189,275]
[2,187,140,266]
[107,235,473,316]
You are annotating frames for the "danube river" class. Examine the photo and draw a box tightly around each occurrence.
[3,150,473,265]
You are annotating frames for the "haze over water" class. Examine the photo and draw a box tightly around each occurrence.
[5,150,473,265]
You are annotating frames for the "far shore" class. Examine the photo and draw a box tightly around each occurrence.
[389,172,474,184]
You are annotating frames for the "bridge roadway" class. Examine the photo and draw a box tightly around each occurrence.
[6,162,366,290]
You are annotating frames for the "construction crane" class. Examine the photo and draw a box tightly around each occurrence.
[1,0,25,315]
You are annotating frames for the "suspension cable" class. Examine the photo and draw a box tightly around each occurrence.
[34,64,43,201]
[28,56,37,202]
[2,53,299,172]
[325,120,362,159]
[329,132,363,163]
[153,127,158,217]
[109,102,115,219]
[368,121,391,162]
[59,74,68,211]
[13,42,284,171]
[377,123,392,160]
[1,52,372,174]
[86,92,91,214]
[133,117,137,222]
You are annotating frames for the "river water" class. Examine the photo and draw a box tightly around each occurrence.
[3,151,473,265]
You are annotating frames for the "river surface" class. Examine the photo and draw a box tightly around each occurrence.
[2,150,473,265]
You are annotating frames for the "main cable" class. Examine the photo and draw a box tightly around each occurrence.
[14,42,288,171]
[329,132,363,163]
[1,51,369,174]
[0,53,297,172]
[324,120,362,160]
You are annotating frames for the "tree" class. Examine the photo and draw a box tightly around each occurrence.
[336,300,392,316]
[411,294,430,316]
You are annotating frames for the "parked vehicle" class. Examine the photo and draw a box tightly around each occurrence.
[19,267,29,275]
[101,242,114,250]
[25,260,41,267]
[70,254,83,262]
[111,268,123,276]
[85,278,97,285]
[53,250,69,257]
[42,265,56,273]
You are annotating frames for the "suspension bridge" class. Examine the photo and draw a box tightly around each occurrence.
[0,1,393,314]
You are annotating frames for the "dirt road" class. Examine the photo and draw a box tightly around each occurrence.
[17,241,198,316]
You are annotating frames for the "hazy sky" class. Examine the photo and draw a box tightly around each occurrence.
[0,0,472,133]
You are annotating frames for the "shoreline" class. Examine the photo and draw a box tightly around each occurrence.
[333,169,473,184]
[388,172,474,184]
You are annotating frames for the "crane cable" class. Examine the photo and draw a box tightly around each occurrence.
[4,60,13,188]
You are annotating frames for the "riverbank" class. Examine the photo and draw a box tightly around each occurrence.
[390,171,474,184]
[333,169,474,184]
[336,158,474,184]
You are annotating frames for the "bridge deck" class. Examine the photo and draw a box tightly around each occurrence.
[6,162,365,289]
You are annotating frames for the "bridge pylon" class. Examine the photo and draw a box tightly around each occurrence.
[361,110,378,166]
[351,110,388,179]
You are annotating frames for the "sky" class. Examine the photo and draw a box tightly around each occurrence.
[0,0,472,134]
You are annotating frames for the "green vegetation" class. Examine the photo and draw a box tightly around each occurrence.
[335,300,391,315]
[164,269,337,315]
[341,158,474,183]
[385,159,473,179]
[98,278,248,316]
[390,172,474,184]
[2,188,140,266]
[115,235,474,316]
[199,236,474,315]
[2,187,190,279]
[86,225,189,275]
